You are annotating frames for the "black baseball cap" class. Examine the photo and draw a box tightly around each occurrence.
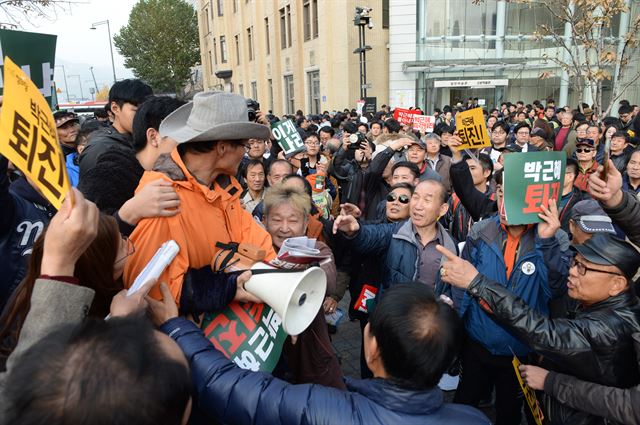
[572,233,640,280]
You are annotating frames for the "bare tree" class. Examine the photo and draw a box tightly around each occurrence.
[0,0,83,29]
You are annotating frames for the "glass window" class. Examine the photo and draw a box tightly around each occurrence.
[265,17,270,55]
[280,7,287,49]
[251,81,258,100]
[239,84,244,96]
[307,71,320,114]
[284,75,294,114]
[220,36,227,63]
[286,6,292,47]
[312,0,318,38]
[235,34,240,65]
[212,38,218,65]
[247,27,254,61]
[268,78,273,112]
[216,0,223,16]
[203,7,210,33]
[304,0,311,41]
[382,0,389,29]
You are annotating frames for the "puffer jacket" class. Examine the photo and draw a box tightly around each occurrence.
[465,275,640,424]
[160,317,490,425]
[459,216,571,356]
[543,333,640,425]
[347,219,457,297]
[78,125,133,181]
[0,157,56,312]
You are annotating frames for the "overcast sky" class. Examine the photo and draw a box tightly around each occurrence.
[21,0,140,102]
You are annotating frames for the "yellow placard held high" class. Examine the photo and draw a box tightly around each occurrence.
[0,57,70,209]
[455,108,492,150]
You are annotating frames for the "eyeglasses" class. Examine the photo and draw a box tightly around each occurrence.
[305,141,321,146]
[115,236,136,263]
[570,257,623,277]
[575,148,593,153]
[386,193,410,204]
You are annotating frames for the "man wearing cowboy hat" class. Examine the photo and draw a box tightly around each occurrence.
[123,91,275,309]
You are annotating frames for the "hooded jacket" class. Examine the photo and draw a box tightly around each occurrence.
[0,157,56,311]
[123,149,275,304]
[160,317,490,425]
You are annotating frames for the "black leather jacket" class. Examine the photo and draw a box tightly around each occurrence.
[544,333,640,425]
[467,274,640,424]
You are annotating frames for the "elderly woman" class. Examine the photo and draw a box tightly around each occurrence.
[263,183,345,389]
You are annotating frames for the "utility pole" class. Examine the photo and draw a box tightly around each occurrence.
[89,66,99,92]
[353,7,373,100]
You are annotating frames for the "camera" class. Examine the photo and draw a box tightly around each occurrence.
[348,133,367,149]
[246,98,260,122]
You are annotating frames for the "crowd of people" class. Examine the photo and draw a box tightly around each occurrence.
[0,78,639,425]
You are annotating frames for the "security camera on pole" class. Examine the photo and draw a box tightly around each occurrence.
[353,6,373,101]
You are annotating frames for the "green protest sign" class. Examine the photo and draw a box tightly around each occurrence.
[503,152,566,225]
[271,119,305,158]
[0,29,57,105]
[201,301,287,372]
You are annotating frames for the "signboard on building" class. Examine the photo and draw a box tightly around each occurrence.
[0,29,57,104]
[364,97,377,114]
[503,152,566,225]
[434,79,509,88]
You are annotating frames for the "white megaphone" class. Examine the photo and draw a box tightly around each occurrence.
[244,262,327,336]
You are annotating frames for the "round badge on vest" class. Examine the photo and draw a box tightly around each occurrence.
[521,261,536,275]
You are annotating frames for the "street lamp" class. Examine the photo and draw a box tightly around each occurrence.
[90,20,117,84]
[55,64,70,103]
[353,6,373,100]
[89,66,99,92]
[68,74,84,101]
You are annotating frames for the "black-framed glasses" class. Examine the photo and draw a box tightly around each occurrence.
[115,236,135,263]
[386,193,410,204]
[575,148,593,153]
[570,257,623,277]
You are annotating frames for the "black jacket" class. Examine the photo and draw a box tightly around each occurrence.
[602,191,640,246]
[466,274,640,424]
[449,159,497,221]
[544,333,640,425]
[78,126,133,181]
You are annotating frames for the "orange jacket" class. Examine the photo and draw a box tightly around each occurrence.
[124,149,275,303]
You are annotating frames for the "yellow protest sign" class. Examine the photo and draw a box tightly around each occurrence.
[455,108,492,150]
[512,356,545,425]
[0,57,70,209]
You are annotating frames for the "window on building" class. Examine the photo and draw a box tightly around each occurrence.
[208,50,213,74]
[213,38,218,65]
[264,17,270,54]
[267,78,273,112]
[247,27,254,61]
[303,0,311,41]
[307,70,320,114]
[284,74,294,114]
[382,0,389,29]
[235,34,241,65]
[220,35,228,63]
[312,0,318,38]
[233,0,238,13]
[239,83,244,96]
[280,7,287,49]
[216,0,223,16]
[203,7,210,33]
[286,5,292,47]
[251,81,257,100]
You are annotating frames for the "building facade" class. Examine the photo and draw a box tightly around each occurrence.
[390,0,640,112]
[197,0,390,115]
